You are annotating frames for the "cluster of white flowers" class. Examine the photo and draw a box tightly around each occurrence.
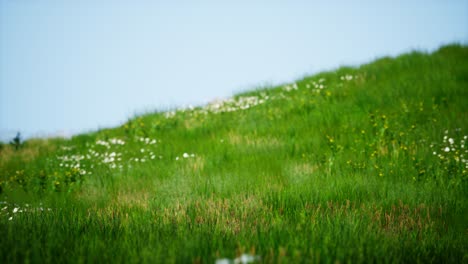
[100,152,123,169]
[282,78,328,94]
[88,148,100,158]
[202,94,270,114]
[1,202,52,221]
[160,73,365,120]
[109,138,125,145]
[57,154,88,175]
[305,78,327,93]
[129,149,161,163]
[56,136,160,173]
[96,138,126,149]
[57,154,85,163]
[71,140,163,166]
[95,140,111,148]
[283,83,298,92]
[340,74,356,81]
[216,254,260,264]
[164,111,176,118]
[431,130,467,169]
[175,153,195,161]
[138,137,157,145]
[126,138,160,163]
[164,93,271,119]
[88,138,131,170]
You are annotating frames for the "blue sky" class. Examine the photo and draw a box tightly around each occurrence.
[1,0,467,141]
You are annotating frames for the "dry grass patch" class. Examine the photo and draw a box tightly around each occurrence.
[369,201,440,235]
[157,196,270,235]
[0,139,56,166]
[111,190,151,209]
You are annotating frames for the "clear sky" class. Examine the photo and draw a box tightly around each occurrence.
[1,0,467,141]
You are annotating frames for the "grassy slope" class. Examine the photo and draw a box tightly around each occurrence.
[0,44,467,263]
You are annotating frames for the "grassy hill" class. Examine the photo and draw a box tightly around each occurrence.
[1,44,467,263]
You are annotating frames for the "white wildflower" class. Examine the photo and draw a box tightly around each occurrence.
[216,259,231,264]
[165,111,176,118]
[234,254,260,264]
[96,140,110,148]
[109,138,125,145]
[103,157,114,163]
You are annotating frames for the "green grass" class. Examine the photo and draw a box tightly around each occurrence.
[1,44,467,263]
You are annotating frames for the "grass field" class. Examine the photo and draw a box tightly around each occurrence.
[1,44,467,263]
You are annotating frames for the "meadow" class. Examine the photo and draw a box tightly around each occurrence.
[0,44,467,263]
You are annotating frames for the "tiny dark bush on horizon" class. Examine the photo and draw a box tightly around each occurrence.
[9,132,22,150]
